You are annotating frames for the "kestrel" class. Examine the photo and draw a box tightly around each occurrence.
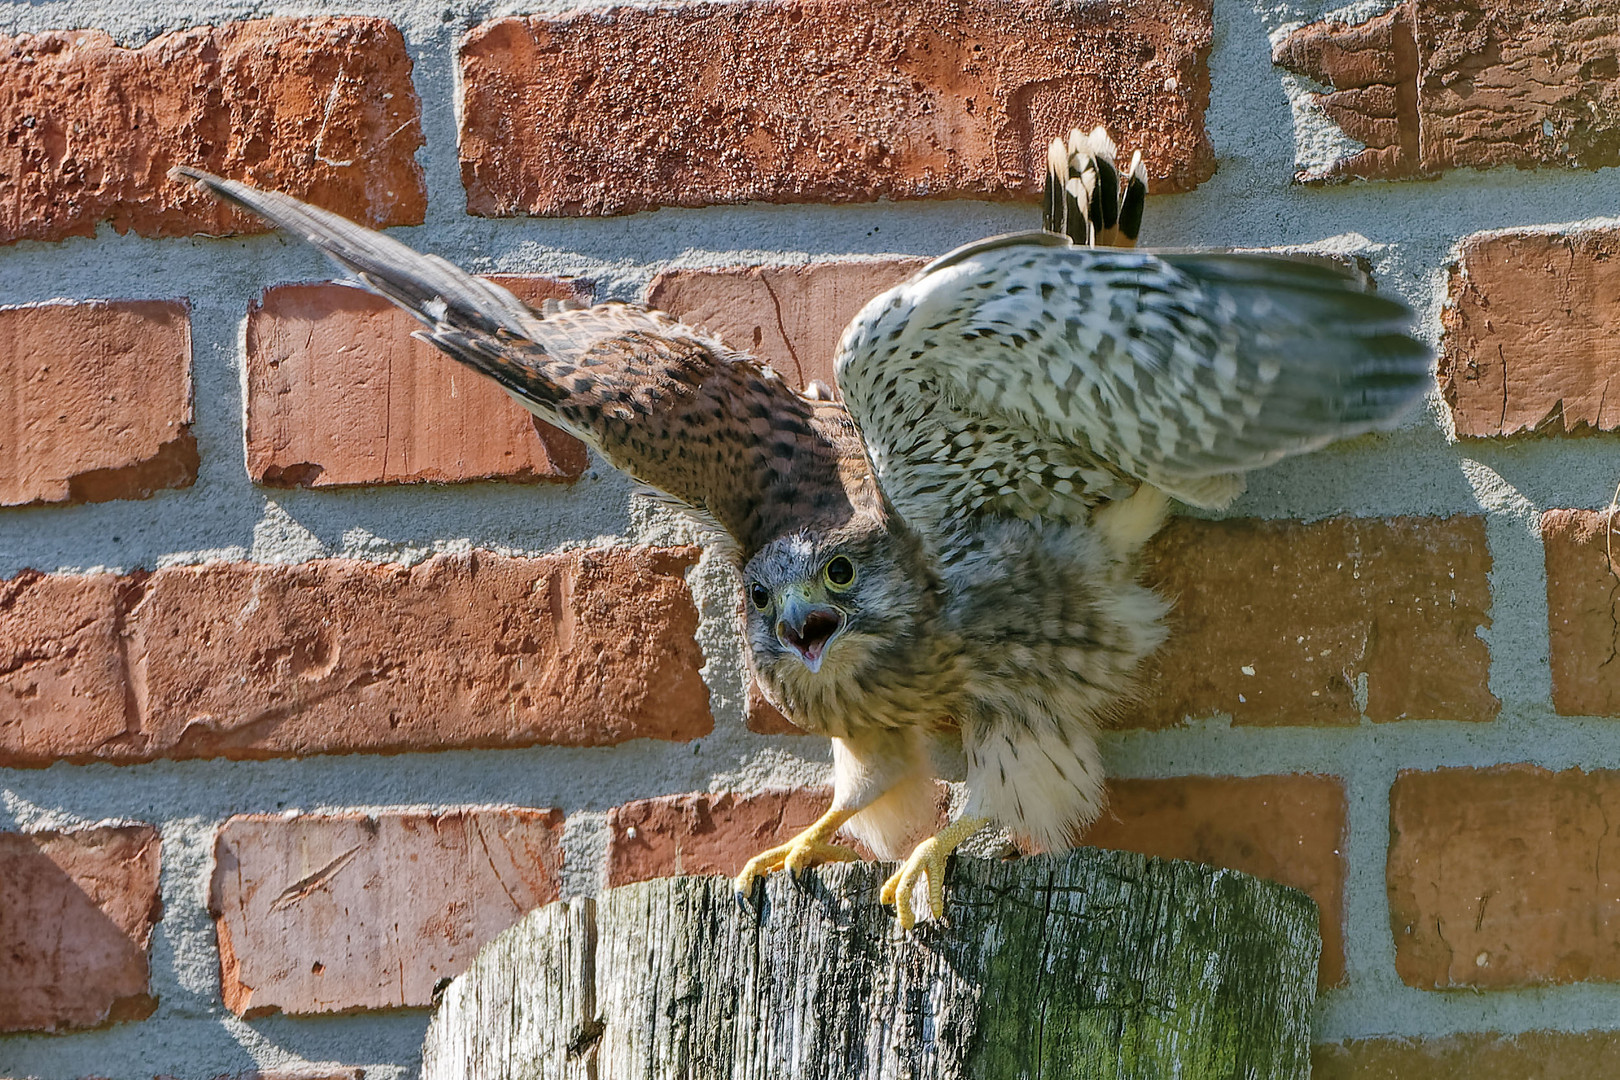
[177,128,1429,929]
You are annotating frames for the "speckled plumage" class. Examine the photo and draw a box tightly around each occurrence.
[178,133,1431,907]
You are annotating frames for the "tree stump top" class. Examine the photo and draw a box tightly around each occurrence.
[422,850,1320,1080]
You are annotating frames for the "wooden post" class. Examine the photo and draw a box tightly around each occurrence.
[422,851,1319,1079]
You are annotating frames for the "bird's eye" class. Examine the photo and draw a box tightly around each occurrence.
[824,556,857,590]
[750,583,771,611]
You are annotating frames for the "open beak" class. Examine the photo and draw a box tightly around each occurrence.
[777,593,845,674]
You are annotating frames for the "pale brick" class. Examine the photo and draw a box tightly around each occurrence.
[459,0,1213,218]
[1388,765,1620,988]
[1081,775,1347,986]
[1125,516,1497,727]
[0,300,194,506]
[1441,230,1620,437]
[245,278,588,487]
[0,18,424,243]
[212,809,562,1015]
[0,824,160,1032]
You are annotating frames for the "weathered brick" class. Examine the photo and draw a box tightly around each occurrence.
[459,0,1213,218]
[212,809,562,1015]
[606,787,957,886]
[157,1072,364,1080]
[1272,4,1420,181]
[648,260,925,392]
[245,278,588,487]
[1081,775,1346,986]
[746,681,804,735]
[0,18,424,243]
[0,300,195,506]
[1389,765,1620,988]
[1544,510,1620,715]
[1276,0,1620,181]
[0,571,130,759]
[0,548,711,766]
[122,549,711,758]
[1124,516,1497,727]
[608,789,839,886]
[0,824,161,1032]
[1440,229,1620,437]
[1313,1031,1620,1079]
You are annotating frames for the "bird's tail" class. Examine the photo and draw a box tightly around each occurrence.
[1042,126,1147,249]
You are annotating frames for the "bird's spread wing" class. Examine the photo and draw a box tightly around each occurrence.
[175,168,873,557]
[833,233,1432,530]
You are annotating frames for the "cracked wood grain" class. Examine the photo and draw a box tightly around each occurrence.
[422,850,1319,1079]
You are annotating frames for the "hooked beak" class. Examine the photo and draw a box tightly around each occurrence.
[776,593,845,673]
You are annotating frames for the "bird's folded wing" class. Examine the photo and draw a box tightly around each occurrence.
[833,232,1432,528]
[174,168,867,556]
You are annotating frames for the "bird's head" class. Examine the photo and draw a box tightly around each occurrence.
[742,518,927,680]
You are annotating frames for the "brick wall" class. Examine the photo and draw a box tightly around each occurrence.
[3,0,1620,1076]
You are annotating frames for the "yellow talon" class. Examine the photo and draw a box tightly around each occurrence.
[734,807,862,900]
[880,816,991,930]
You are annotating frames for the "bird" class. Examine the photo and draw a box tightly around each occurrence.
[174,126,1430,930]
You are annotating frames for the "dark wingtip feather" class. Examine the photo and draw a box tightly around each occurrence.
[173,167,538,341]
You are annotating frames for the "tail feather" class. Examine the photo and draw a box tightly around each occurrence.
[1041,126,1148,249]
[1117,152,1147,249]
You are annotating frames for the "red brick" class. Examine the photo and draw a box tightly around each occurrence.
[212,809,562,1015]
[0,571,130,759]
[458,0,1213,218]
[1544,510,1620,715]
[1440,229,1620,437]
[1081,775,1347,986]
[608,789,894,886]
[745,681,804,735]
[120,548,711,758]
[0,300,194,506]
[158,1072,364,1080]
[1388,765,1620,989]
[1275,0,1620,181]
[1272,4,1420,181]
[245,278,588,488]
[1314,1031,1620,1079]
[1124,516,1497,727]
[0,824,161,1032]
[0,18,423,244]
[0,548,711,766]
[648,260,925,392]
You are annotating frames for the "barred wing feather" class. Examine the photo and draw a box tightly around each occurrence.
[833,232,1431,530]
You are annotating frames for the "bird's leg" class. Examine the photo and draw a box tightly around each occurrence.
[880,815,992,930]
[1091,483,1170,561]
[733,806,863,902]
